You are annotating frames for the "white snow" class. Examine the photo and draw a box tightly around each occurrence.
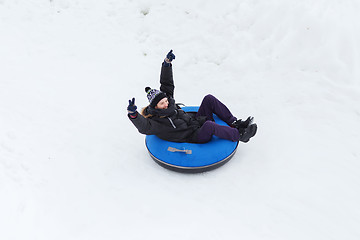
[1,0,360,239]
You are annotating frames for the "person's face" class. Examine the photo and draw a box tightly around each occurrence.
[155,97,169,109]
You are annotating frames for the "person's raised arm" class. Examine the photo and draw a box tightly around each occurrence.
[160,50,176,98]
[127,97,164,135]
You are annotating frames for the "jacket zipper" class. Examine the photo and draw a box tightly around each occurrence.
[167,117,177,128]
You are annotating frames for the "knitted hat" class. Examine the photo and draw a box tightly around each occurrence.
[145,87,167,108]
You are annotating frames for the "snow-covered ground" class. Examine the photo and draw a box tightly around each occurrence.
[1,0,360,239]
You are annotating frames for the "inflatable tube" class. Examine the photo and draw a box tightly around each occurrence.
[145,106,239,173]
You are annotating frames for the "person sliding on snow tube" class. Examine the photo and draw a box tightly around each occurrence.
[127,50,257,144]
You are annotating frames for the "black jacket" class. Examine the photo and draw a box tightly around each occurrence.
[129,63,205,143]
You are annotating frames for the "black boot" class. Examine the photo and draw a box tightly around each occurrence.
[238,124,257,143]
[231,116,254,129]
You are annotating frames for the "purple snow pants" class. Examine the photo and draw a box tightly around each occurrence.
[195,94,240,143]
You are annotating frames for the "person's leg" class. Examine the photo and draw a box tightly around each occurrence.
[196,94,237,125]
[196,121,240,143]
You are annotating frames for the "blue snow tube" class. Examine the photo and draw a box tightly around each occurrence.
[145,106,239,173]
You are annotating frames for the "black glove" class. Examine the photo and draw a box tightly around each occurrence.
[127,98,138,117]
[163,50,175,67]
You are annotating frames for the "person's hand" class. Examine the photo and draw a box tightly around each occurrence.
[165,50,175,62]
[164,50,175,66]
[127,98,137,116]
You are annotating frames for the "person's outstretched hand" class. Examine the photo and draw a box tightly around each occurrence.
[164,50,175,66]
[127,98,138,117]
[166,50,175,62]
